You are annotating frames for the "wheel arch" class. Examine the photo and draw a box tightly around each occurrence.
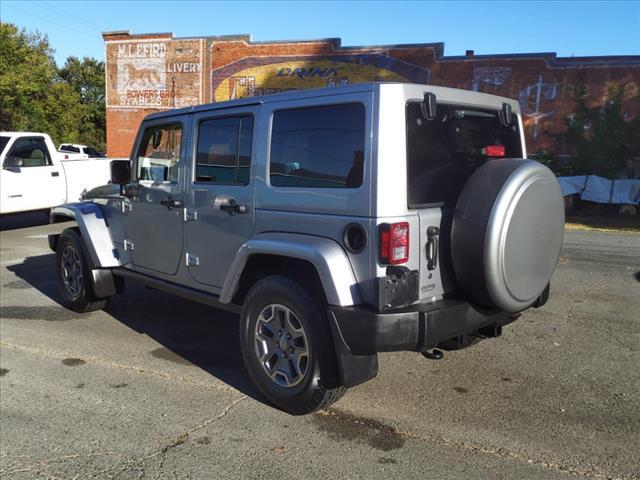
[221,233,362,307]
[49,203,120,268]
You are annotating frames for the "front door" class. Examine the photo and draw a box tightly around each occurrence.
[121,119,188,276]
[1,136,66,213]
[184,108,258,288]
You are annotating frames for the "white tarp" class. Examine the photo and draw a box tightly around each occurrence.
[557,176,640,205]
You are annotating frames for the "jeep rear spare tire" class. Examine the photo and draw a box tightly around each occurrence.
[451,159,564,312]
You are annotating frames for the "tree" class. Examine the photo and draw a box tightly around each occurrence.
[0,22,105,150]
[561,79,640,178]
[0,22,57,132]
[59,56,106,150]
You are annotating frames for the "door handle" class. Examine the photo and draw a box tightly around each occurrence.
[219,198,248,215]
[160,197,183,209]
[51,171,60,177]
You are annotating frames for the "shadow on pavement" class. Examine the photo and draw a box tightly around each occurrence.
[6,254,264,405]
[0,211,52,231]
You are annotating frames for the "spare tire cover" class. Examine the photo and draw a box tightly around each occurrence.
[451,159,564,312]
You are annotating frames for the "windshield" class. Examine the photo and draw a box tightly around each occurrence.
[0,136,10,156]
[406,102,522,208]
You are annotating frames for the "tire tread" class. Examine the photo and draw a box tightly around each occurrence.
[240,275,345,415]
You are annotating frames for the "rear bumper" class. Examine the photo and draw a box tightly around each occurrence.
[328,299,515,387]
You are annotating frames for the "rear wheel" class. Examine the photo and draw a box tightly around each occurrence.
[239,275,345,415]
[56,228,109,313]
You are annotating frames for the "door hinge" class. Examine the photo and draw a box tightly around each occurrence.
[185,253,200,267]
[124,239,135,251]
[183,208,198,222]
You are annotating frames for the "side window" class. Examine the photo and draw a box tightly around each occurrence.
[5,137,51,168]
[269,103,365,188]
[195,115,253,184]
[136,123,183,182]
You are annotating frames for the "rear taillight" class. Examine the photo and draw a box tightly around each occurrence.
[380,222,409,265]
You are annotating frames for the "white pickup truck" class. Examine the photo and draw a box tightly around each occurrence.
[59,143,106,160]
[0,132,112,215]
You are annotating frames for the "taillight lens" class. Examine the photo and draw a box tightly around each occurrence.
[484,145,506,157]
[380,222,409,265]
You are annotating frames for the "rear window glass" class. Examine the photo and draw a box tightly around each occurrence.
[0,136,9,155]
[60,145,80,153]
[406,102,522,207]
[270,103,365,188]
[84,147,104,157]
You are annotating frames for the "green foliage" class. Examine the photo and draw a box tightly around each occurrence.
[560,79,639,177]
[0,22,105,151]
[59,56,106,150]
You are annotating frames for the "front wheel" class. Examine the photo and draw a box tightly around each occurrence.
[239,275,345,415]
[56,228,109,313]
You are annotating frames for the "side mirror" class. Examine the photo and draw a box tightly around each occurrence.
[110,160,131,194]
[4,156,24,168]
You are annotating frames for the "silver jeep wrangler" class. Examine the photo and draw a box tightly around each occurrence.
[49,83,565,415]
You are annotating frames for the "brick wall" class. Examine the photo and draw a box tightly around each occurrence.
[103,31,640,158]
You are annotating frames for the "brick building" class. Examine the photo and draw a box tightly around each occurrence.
[103,31,640,158]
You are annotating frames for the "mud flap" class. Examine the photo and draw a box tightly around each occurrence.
[327,310,378,388]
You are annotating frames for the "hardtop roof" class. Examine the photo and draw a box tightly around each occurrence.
[144,82,520,121]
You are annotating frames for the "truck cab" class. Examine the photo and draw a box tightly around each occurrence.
[1,132,112,215]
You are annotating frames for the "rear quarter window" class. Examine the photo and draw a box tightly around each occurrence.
[269,103,365,188]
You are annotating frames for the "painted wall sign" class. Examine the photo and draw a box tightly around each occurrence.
[211,55,430,102]
[106,40,202,109]
[103,32,640,158]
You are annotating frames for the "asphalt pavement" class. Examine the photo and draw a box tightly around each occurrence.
[1,213,639,480]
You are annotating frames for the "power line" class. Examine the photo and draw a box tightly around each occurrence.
[31,0,105,31]
[5,2,100,38]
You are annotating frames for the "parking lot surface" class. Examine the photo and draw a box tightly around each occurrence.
[1,214,639,480]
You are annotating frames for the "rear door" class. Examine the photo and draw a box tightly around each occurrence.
[183,106,258,288]
[0,136,66,213]
[120,118,189,276]
[405,100,523,300]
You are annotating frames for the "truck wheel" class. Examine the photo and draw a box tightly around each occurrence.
[239,275,345,415]
[55,228,108,313]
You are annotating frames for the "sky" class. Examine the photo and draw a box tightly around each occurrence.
[1,0,639,65]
